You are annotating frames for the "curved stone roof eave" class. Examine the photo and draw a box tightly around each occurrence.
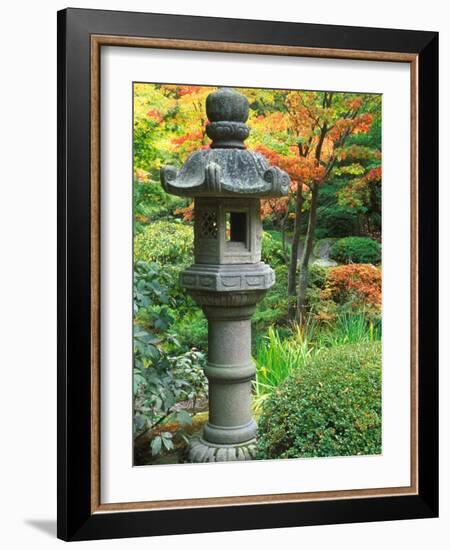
[160,149,290,199]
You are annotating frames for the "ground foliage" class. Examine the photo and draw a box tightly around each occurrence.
[256,342,382,459]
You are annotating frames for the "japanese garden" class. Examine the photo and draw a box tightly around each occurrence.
[132,83,382,465]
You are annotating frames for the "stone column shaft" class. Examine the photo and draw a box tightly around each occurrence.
[202,306,257,445]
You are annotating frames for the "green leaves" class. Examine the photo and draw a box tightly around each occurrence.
[174,410,193,426]
[256,342,382,460]
[151,435,162,455]
[151,432,175,455]
[134,221,194,266]
[133,261,207,457]
[330,236,381,264]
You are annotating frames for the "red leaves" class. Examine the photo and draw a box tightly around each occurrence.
[364,166,382,182]
[254,145,325,187]
[177,85,202,96]
[146,109,163,123]
[328,113,374,142]
[174,202,194,221]
[347,98,363,110]
[171,131,203,147]
[326,264,382,311]
[260,196,290,219]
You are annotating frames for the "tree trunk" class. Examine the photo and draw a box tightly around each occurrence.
[280,208,290,263]
[287,188,303,318]
[296,183,319,323]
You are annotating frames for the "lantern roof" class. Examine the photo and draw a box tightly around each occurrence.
[160,87,290,198]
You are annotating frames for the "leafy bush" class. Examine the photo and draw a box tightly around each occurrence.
[134,220,193,266]
[134,179,186,232]
[325,264,382,311]
[261,231,286,265]
[253,265,289,340]
[134,260,176,332]
[170,349,208,407]
[330,236,381,264]
[171,308,208,351]
[133,260,206,457]
[315,204,360,239]
[256,342,382,459]
[308,264,328,290]
[134,330,192,449]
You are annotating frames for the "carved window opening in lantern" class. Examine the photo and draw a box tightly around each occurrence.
[225,211,248,246]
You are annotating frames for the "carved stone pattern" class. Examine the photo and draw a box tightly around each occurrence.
[188,290,267,307]
[180,269,275,292]
[200,211,218,238]
[263,166,290,195]
[204,162,222,192]
[187,435,257,463]
[206,121,249,148]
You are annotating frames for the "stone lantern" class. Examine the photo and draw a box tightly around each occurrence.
[161,87,290,462]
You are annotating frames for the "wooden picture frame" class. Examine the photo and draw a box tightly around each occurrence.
[57,7,438,541]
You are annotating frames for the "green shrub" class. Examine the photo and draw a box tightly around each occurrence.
[256,342,382,459]
[253,265,289,339]
[133,260,208,457]
[315,204,360,239]
[330,237,381,264]
[134,220,193,266]
[261,231,286,265]
[134,180,186,232]
[308,264,328,290]
[134,260,176,332]
[171,308,208,351]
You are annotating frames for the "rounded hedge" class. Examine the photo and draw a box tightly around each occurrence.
[330,236,381,264]
[134,221,194,266]
[256,342,382,459]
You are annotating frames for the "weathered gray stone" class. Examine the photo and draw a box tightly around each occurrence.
[161,149,289,198]
[313,258,338,267]
[192,197,263,264]
[160,87,290,463]
[181,262,275,293]
[186,436,257,464]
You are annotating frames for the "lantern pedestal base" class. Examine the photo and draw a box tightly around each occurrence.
[187,435,257,463]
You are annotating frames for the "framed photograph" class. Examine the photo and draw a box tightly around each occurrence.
[57,8,438,541]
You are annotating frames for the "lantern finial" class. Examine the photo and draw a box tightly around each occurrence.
[206,87,250,149]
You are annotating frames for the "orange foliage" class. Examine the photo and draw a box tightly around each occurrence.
[328,113,373,141]
[254,145,323,188]
[171,131,204,147]
[325,264,382,311]
[160,84,203,97]
[177,85,202,96]
[146,109,163,123]
[339,166,381,208]
[175,203,194,221]
[260,196,290,219]
[134,168,149,182]
[254,111,290,132]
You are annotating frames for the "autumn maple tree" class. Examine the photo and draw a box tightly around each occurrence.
[250,90,379,321]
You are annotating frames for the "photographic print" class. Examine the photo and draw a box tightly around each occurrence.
[132,83,382,467]
[58,9,438,540]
